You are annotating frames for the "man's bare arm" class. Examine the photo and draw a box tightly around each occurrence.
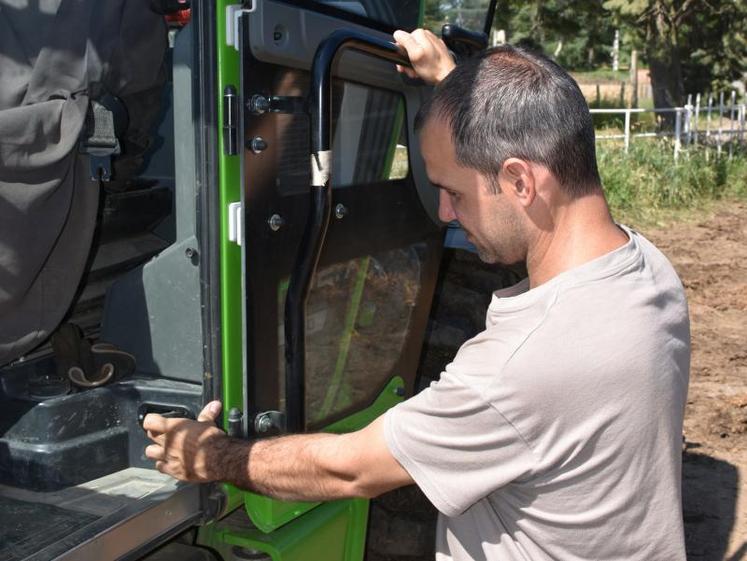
[143,403,414,502]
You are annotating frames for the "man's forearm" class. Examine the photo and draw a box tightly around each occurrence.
[215,432,367,502]
[144,405,413,498]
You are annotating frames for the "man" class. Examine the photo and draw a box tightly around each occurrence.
[144,30,690,560]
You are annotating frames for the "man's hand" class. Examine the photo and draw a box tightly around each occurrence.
[143,400,230,483]
[393,28,455,85]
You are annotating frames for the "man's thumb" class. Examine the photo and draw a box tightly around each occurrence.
[197,400,222,423]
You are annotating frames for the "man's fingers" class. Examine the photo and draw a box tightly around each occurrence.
[197,400,222,423]
[396,64,419,79]
[146,430,166,446]
[143,413,168,433]
[145,444,165,461]
[393,30,425,63]
[393,27,454,85]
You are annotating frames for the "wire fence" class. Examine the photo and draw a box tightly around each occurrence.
[590,91,746,161]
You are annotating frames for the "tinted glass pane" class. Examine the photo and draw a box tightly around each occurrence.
[278,244,427,427]
[424,0,493,34]
[268,72,409,193]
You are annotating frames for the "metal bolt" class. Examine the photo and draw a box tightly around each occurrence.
[184,247,198,262]
[394,386,405,397]
[255,414,273,433]
[248,94,270,114]
[249,136,268,153]
[267,214,284,231]
[334,203,348,219]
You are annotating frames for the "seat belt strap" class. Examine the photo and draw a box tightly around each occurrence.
[79,100,121,182]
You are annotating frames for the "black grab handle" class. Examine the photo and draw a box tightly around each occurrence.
[282,30,411,433]
[441,23,488,59]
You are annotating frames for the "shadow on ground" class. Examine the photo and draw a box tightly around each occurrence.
[683,449,742,561]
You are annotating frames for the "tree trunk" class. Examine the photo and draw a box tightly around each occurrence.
[645,3,685,127]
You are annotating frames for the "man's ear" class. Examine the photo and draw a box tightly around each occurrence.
[501,158,535,207]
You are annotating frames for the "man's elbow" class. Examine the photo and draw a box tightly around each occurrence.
[345,476,393,499]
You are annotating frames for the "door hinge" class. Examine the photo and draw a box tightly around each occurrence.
[222,85,239,156]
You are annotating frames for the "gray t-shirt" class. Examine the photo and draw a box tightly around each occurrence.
[384,226,690,561]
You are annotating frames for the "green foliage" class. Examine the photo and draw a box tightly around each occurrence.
[424,0,615,68]
[424,0,746,110]
[603,0,747,100]
[598,141,747,225]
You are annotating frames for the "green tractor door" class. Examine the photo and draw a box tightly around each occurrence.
[204,1,444,559]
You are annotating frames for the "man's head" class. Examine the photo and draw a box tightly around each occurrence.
[416,44,602,265]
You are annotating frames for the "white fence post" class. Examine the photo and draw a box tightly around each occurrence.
[718,91,724,158]
[729,91,736,159]
[624,108,631,152]
[674,108,682,162]
[589,94,743,162]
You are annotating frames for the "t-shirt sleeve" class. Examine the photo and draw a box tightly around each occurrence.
[383,369,536,517]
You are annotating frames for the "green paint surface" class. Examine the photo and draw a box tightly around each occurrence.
[209,0,422,553]
[215,0,245,514]
[199,499,369,561]
[242,377,405,533]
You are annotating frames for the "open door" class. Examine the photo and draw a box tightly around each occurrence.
[227,0,443,539]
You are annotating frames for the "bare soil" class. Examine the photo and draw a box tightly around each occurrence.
[642,200,747,561]
[368,200,747,561]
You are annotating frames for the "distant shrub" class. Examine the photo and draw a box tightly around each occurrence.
[597,140,747,225]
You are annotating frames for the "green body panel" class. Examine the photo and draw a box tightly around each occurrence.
[242,376,405,533]
[198,499,370,561]
[216,0,245,515]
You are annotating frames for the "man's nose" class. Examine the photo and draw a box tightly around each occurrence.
[438,190,456,223]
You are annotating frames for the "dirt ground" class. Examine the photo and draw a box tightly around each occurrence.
[368,200,746,561]
[642,200,747,561]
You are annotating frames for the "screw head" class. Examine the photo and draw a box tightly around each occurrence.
[334,203,348,219]
[249,94,270,114]
[268,214,284,231]
[249,136,268,153]
[256,415,273,433]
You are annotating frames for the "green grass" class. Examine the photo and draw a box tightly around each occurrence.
[598,141,747,227]
[572,68,634,84]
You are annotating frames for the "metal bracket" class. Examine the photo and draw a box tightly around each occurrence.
[247,94,306,115]
[228,202,243,246]
[254,410,286,434]
[226,2,256,51]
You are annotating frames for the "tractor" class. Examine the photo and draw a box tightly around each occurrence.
[0,1,506,559]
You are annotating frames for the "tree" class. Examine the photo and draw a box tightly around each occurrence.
[605,0,747,111]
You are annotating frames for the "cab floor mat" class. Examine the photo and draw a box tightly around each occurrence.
[0,467,173,517]
[0,496,98,561]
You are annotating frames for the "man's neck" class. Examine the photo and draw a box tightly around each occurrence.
[525,193,629,289]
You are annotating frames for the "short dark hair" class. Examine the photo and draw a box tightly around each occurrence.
[415,45,601,196]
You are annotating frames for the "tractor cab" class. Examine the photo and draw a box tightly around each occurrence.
[0,1,497,559]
